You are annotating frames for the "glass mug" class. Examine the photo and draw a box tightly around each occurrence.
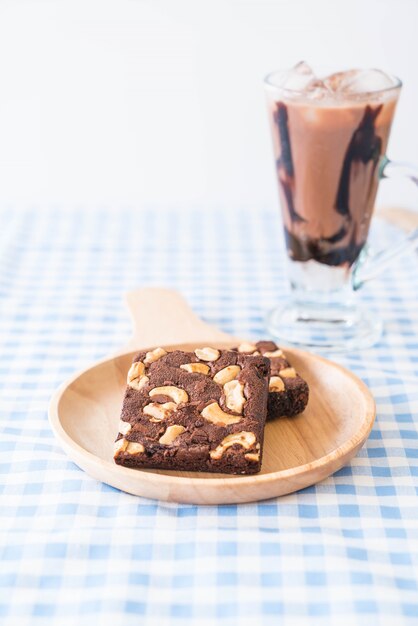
[264,65,418,350]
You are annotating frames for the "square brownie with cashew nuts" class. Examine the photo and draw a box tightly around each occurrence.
[114,346,270,475]
[234,341,309,421]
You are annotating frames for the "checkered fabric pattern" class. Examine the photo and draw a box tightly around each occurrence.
[1,208,418,626]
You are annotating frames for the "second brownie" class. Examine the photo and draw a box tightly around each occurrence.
[234,341,309,421]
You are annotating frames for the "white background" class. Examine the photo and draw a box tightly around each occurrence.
[0,0,417,211]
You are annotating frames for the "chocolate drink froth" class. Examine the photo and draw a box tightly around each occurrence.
[268,75,399,268]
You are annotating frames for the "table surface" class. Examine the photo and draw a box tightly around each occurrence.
[1,208,418,626]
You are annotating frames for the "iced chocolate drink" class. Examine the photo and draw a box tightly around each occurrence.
[263,64,413,349]
[266,63,400,279]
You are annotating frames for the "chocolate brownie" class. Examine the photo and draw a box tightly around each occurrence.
[235,341,309,421]
[114,346,270,475]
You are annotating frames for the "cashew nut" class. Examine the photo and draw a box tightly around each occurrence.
[127,362,149,391]
[114,437,128,456]
[149,386,188,404]
[279,367,296,378]
[194,347,220,362]
[213,365,241,385]
[114,438,144,456]
[118,420,132,435]
[143,402,177,421]
[224,380,246,414]
[269,376,285,392]
[125,441,144,455]
[237,342,257,353]
[144,347,167,364]
[210,431,256,460]
[159,425,186,445]
[244,452,260,463]
[180,362,210,375]
[201,402,242,425]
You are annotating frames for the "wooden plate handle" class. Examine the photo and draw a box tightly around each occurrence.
[118,287,236,353]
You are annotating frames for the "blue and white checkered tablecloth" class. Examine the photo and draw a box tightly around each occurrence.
[1,208,418,626]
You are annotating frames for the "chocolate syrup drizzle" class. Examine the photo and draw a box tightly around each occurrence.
[275,102,383,267]
[336,105,382,217]
[274,103,306,224]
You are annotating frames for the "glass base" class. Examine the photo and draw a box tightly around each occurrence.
[265,300,383,351]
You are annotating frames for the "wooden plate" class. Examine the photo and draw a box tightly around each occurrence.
[49,288,375,504]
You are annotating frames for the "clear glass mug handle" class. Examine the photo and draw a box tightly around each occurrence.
[352,156,418,290]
